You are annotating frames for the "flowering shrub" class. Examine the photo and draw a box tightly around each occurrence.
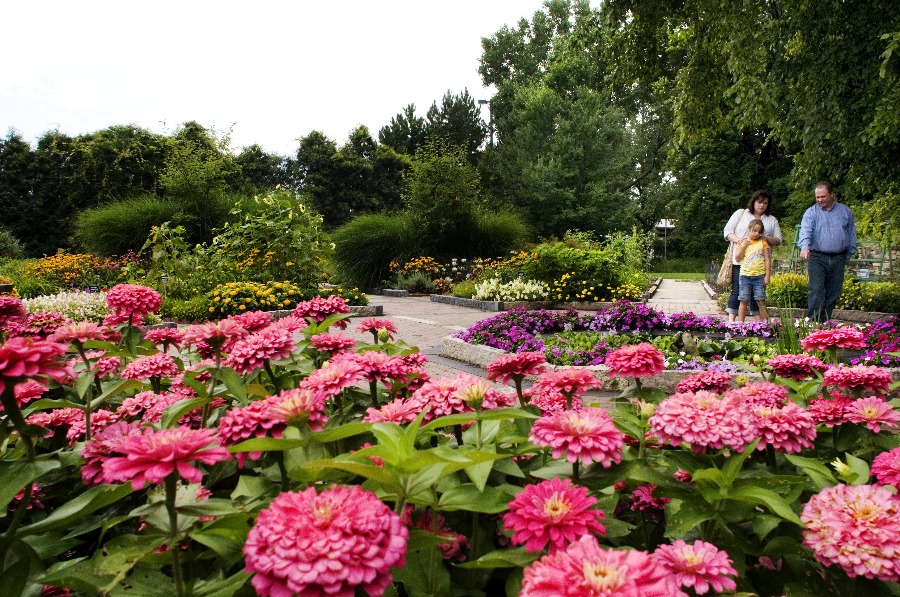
[23,290,111,323]
[3,290,900,596]
[472,277,549,301]
[207,280,370,319]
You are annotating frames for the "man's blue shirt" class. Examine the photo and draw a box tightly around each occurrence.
[798,202,857,256]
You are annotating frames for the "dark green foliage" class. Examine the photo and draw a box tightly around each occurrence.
[73,196,183,256]
[0,226,24,259]
[330,212,419,289]
[469,210,530,257]
[160,295,212,323]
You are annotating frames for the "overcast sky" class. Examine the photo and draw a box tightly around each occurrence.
[1,0,548,156]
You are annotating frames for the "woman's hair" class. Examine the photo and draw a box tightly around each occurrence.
[745,190,773,215]
[748,218,764,232]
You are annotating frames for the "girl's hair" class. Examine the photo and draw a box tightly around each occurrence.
[748,218,764,232]
[745,189,773,215]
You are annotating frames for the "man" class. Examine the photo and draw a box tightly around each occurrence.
[798,181,857,321]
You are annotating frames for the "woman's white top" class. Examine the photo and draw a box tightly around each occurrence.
[723,210,783,265]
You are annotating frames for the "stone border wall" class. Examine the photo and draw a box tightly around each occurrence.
[429,294,621,312]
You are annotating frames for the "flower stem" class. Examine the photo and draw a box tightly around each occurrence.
[164,475,184,597]
[369,380,379,409]
[0,386,36,462]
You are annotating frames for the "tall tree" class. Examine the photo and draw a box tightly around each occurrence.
[378,105,427,155]
[0,131,36,254]
[424,89,488,164]
[234,144,289,193]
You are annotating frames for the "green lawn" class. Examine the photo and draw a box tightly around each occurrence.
[655,272,706,280]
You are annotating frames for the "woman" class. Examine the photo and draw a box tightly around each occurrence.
[723,190,782,322]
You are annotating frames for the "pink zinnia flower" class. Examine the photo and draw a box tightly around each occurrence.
[801,327,867,352]
[405,510,468,561]
[604,342,665,378]
[364,397,420,423]
[309,332,357,354]
[293,295,351,329]
[486,352,548,385]
[675,370,733,394]
[631,484,671,512]
[103,311,145,329]
[65,408,117,445]
[48,321,107,345]
[801,483,900,581]
[90,353,122,378]
[0,296,26,324]
[872,447,900,487]
[300,358,366,401]
[243,485,408,597]
[182,319,248,353]
[341,350,411,384]
[649,390,759,453]
[12,379,46,407]
[753,401,817,453]
[654,540,737,595]
[530,407,624,467]
[526,388,571,414]
[268,314,308,334]
[823,365,893,397]
[727,381,789,408]
[121,353,179,381]
[80,420,145,486]
[224,327,296,375]
[143,327,184,351]
[356,318,398,341]
[218,398,288,466]
[266,387,328,429]
[6,312,73,339]
[503,478,606,553]
[227,310,272,332]
[520,535,682,597]
[767,354,828,380]
[105,284,162,317]
[0,336,70,395]
[102,427,230,489]
[845,396,900,433]
[807,394,854,427]
[406,376,468,422]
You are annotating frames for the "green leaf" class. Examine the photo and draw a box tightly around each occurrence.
[93,534,166,577]
[160,396,211,429]
[75,368,96,400]
[18,483,133,537]
[456,547,541,569]
[728,485,802,525]
[228,436,306,453]
[464,445,498,491]
[302,459,405,495]
[721,439,759,485]
[664,499,716,538]
[785,454,837,490]
[189,571,250,597]
[311,422,372,443]
[0,459,61,512]
[218,367,247,402]
[438,483,510,513]
[91,379,145,409]
[845,452,871,485]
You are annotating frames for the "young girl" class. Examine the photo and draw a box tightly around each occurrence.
[734,218,771,321]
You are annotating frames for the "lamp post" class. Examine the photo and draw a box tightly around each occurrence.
[477,99,493,147]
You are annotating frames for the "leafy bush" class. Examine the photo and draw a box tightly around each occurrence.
[309,285,368,306]
[767,273,809,308]
[393,271,434,294]
[331,212,418,289]
[0,226,24,259]
[74,196,184,256]
[468,210,529,258]
[450,280,476,298]
[160,294,212,322]
[473,277,549,301]
[838,280,900,312]
[206,189,331,289]
[23,291,110,322]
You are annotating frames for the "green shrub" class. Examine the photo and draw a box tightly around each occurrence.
[468,210,530,258]
[161,295,212,322]
[394,271,434,294]
[767,273,809,308]
[651,257,706,273]
[206,280,307,318]
[331,212,418,289]
[0,226,24,259]
[520,242,621,292]
[838,280,900,312]
[74,196,183,256]
[451,280,476,298]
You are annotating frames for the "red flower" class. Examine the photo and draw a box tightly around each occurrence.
[364,397,420,424]
[649,390,759,453]
[604,342,665,378]
[530,407,624,467]
[309,332,357,353]
[227,310,272,332]
[293,295,351,328]
[503,478,605,553]
[872,447,900,487]
[143,327,184,351]
[807,394,854,426]
[356,318,398,340]
[753,401,817,453]
[48,321,108,345]
[726,381,789,408]
[823,365,893,397]
[243,485,408,597]
[631,484,671,512]
[801,327,867,351]
[101,427,230,489]
[105,284,162,317]
[0,296,26,324]
[223,327,296,375]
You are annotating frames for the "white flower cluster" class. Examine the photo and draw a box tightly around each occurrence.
[473,278,549,302]
[24,291,110,323]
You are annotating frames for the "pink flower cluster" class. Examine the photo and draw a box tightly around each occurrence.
[530,407,624,467]
[243,485,408,597]
[801,327,867,352]
[801,483,900,581]
[873,447,900,487]
[752,401,817,453]
[649,391,759,452]
[0,336,70,395]
[675,370,733,394]
[767,353,828,380]
[503,478,605,554]
[355,318,398,340]
[121,353,179,380]
[486,352,548,385]
[604,342,665,378]
[293,295,351,328]
[823,365,893,396]
[223,327,296,374]
[654,540,737,595]
[529,368,601,412]
[105,284,162,318]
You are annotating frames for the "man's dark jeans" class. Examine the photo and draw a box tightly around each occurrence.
[807,252,846,321]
